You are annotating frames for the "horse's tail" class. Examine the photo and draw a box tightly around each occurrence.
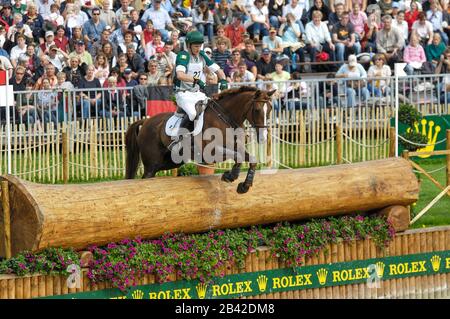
[125,119,145,179]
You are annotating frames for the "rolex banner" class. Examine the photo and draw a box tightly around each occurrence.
[43,250,450,299]
[393,115,450,159]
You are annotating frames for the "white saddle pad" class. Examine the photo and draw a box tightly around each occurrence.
[165,111,205,137]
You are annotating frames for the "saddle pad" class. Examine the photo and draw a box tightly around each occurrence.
[165,111,205,137]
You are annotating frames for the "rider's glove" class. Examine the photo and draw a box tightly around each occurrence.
[195,79,206,89]
[219,79,228,90]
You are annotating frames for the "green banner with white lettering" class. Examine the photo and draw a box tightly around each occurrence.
[43,250,450,299]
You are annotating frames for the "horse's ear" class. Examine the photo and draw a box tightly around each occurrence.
[267,89,277,97]
[255,89,262,98]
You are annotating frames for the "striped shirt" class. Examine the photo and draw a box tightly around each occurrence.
[212,49,231,70]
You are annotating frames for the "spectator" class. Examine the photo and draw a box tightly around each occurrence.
[145,30,165,60]
[169,29,182,53]
[7,16,33,43]
[83,7,107,49]
[54,25,69,53]
[1,4,14,27]
[268,0,286,29]
[137,72,148,85]
[211,26,232,50]
[212,37,231,69]
[362,9,379,52]
[123,67,138,87]
[427,2,448,45]
[164,40,177,65]
[12,68,38,124]
[150,46,173,83]
[47,44,69,72]
[118,31,138,54]
[332,11,361,64]
[12,0,27,16]
[304,0,331,25]
[224,13,246,49]
[141,0,176,42]
[241,38,260,64]
[78,64,102,118]
[109,16,130,48]
[99,0,117,29]
[215,0,234,27]
[101,42,117,68]
[55,71,74,122]
[405,1,420,32]
[193,1,214,43]
[115,0,134,21]
[425,32,446,67]
[282,0,306,33]
[68,26,85,52]
[47,3,64,27]
[146,59,162,85]
[24,44,40,79]
[279,13,304,71]
[91,27,117,58]
[412,12,434,46]
[10,34,27,67]
[128,9,145,42]
[267,61,290,111]
[65,4,88,34]
[367,53,392,98]
[392,10,408,43]
[255,48,276,81]
[376,15,405,67]
[328,3,345,27]
[63,56,85,88]
[403,34,426,75]
[335,54,370,107]
[69,40,93,66]
[35,63,58,90]
[378,0,393,16]
[436,48,450,101]
[231,60,255,82]
[94,53,110,86]
[38,30,56,57]
[305,10,335,69]
[349,2,367,42]
[141,20,155,49]
[36,77,58,125]
[248,0,270,41]
[263,26,284,55]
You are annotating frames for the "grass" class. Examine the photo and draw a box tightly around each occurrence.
[409,157,450,228]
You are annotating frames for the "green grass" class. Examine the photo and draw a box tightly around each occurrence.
[410,157,450,228]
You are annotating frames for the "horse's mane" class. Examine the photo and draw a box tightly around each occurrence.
[214,86,259,101]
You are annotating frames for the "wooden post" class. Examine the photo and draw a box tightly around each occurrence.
[336,125,342,164]
[1,181,11,259]
[402,150,409,161]
[171,169,178,177]
[389,127,396,158]
[267,126,272,167]
[62,129,69,184]
[447,130,450,187]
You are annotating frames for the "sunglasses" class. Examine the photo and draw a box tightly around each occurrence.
[93,13,100,15]
[139,77,147,80]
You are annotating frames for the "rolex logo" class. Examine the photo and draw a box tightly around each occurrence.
[257,275,268,292]
[375,262,385,279]
[430,255,441,272]
[407,119,441,158]
[316,268,328,286]
[196,283,208,299]
[131,290,144,299]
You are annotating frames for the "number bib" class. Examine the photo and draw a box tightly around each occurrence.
[187,59,205,82]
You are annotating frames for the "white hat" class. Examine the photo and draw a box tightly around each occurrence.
[348,54,357,67]
[45,30,54,37]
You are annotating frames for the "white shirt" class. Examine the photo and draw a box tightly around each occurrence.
[10,45,26,62]
[282,4,304,21]
[412,20,433,39]
[141,8,172,30]
[250,5,269,24]
[305,21,332,44]
[392,20,408,41]
[232,70,255,82]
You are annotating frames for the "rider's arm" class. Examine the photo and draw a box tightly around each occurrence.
[215,69,226,81]
[176,70,196,83]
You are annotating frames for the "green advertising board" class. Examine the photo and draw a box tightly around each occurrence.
[43,250,450,299]
[393,115,450,158]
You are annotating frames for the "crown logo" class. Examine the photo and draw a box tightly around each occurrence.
[430,255,441,272]
[196,283,208,299]
[257,275,268,292]
[131,290,144,299]
[316,268,328,286]
[375,262,385,279]
[407,119,441,158]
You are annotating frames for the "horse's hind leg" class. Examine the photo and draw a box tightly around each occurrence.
[222,163,241,183]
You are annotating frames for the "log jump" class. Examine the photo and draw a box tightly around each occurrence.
[0,158,419,257]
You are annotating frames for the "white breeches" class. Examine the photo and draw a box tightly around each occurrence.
[175,91,207,121]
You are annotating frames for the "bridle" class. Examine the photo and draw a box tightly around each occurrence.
[244,98,271,130]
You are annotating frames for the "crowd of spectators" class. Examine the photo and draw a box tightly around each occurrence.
[2,0,450,121]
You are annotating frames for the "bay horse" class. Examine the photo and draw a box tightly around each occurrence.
[125,86,275,193]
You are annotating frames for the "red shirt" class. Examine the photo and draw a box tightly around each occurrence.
[405,10,419,31]
[224,24,246,49]
[54,36,69,52]
[143,29,153,45]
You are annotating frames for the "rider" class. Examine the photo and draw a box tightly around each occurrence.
[173,31,228,133]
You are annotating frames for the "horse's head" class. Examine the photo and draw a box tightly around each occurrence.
[246,89,276,144]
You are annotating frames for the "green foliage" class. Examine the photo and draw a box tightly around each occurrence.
[398,103,428,152]
[177,163,199,176]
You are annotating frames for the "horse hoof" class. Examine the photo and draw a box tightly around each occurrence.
[237,182,250,194]
[221,171,235,183]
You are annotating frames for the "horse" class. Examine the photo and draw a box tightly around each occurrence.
[125,86,275,194]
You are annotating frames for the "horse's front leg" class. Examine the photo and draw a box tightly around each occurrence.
[218,145,245,183]
[237,152,257,194]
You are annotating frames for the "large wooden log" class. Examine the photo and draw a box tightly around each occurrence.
[0,158,419,257]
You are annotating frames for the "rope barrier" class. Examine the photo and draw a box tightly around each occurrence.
[14,163,62,176]
[68,162,125,172]
[342,133,390,148]
[398,134,447,147]
[412,166,447,175]
[271,134,336,146]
